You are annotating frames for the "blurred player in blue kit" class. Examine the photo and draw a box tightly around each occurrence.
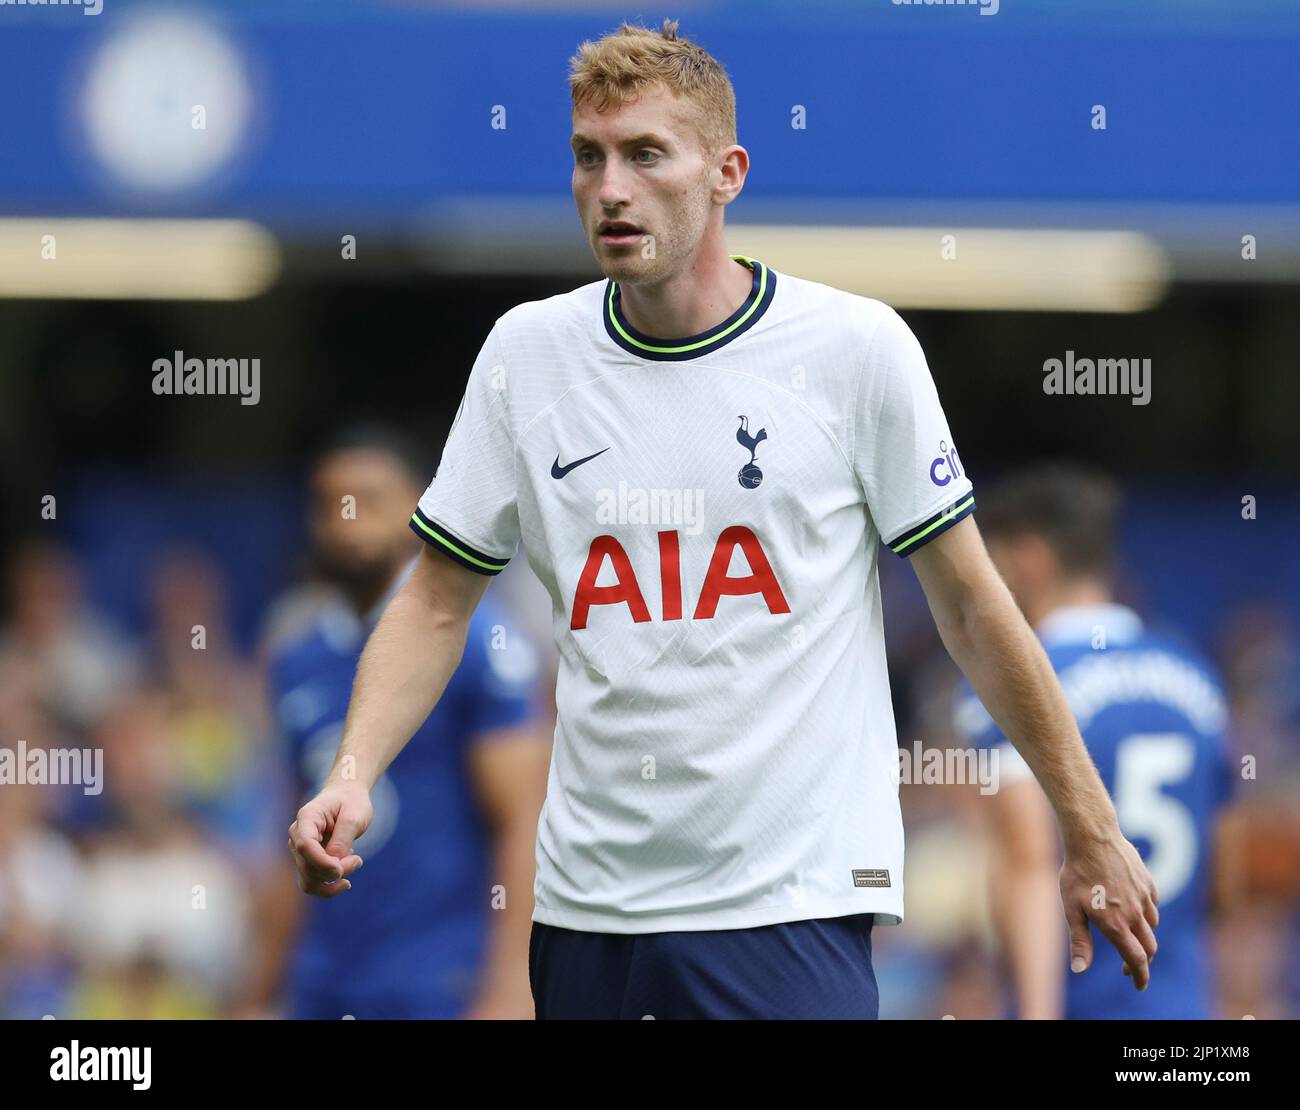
[262,428,550,1019]
[955,467,1233,1018]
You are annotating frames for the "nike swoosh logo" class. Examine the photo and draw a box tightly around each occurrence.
[551,447,610,479]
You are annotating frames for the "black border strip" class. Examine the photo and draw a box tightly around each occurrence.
[409,508,510,576]
[888,493,977,557]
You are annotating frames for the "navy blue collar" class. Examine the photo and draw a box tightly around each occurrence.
[603,255,777,362]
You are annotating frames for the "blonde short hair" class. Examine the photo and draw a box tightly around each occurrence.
[569,19,737,158]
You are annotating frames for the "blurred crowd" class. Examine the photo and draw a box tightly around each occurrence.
[0,540,284,1018]
[1,533,1297,1018]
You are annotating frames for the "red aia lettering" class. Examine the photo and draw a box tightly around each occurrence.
[570,534,651,630]
[569,527,789,629]
[693,525,791,620]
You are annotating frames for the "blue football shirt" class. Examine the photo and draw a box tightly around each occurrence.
[955,603,1232,1019]
[269,569,542,1018]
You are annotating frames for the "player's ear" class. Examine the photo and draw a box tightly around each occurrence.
[713,145,748,204]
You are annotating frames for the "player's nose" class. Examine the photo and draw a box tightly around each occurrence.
[595,168,633,210]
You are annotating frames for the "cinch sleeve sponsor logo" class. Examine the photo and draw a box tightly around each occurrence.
[929,440,963,487]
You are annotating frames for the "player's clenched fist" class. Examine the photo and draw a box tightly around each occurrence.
[288,780,373,897]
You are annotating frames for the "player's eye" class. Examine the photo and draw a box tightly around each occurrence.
[576,149,599,166]
[634,149,660,164]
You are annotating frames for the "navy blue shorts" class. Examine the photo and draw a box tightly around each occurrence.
[529,913,878,1020]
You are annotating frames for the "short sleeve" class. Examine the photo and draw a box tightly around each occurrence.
[410,320,519,575]
[854,306,975,557]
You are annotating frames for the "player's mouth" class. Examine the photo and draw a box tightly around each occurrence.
[597,221,644,248]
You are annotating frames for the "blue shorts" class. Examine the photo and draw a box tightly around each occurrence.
[529,913,878,1020]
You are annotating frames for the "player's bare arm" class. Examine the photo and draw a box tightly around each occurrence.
[287,544,491,896]
[910,515,1161,990]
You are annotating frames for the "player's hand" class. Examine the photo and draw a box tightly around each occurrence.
[288,779,373,898]
[1059,824,1159,990]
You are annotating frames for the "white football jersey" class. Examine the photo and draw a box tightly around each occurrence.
[412,256,974,932]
